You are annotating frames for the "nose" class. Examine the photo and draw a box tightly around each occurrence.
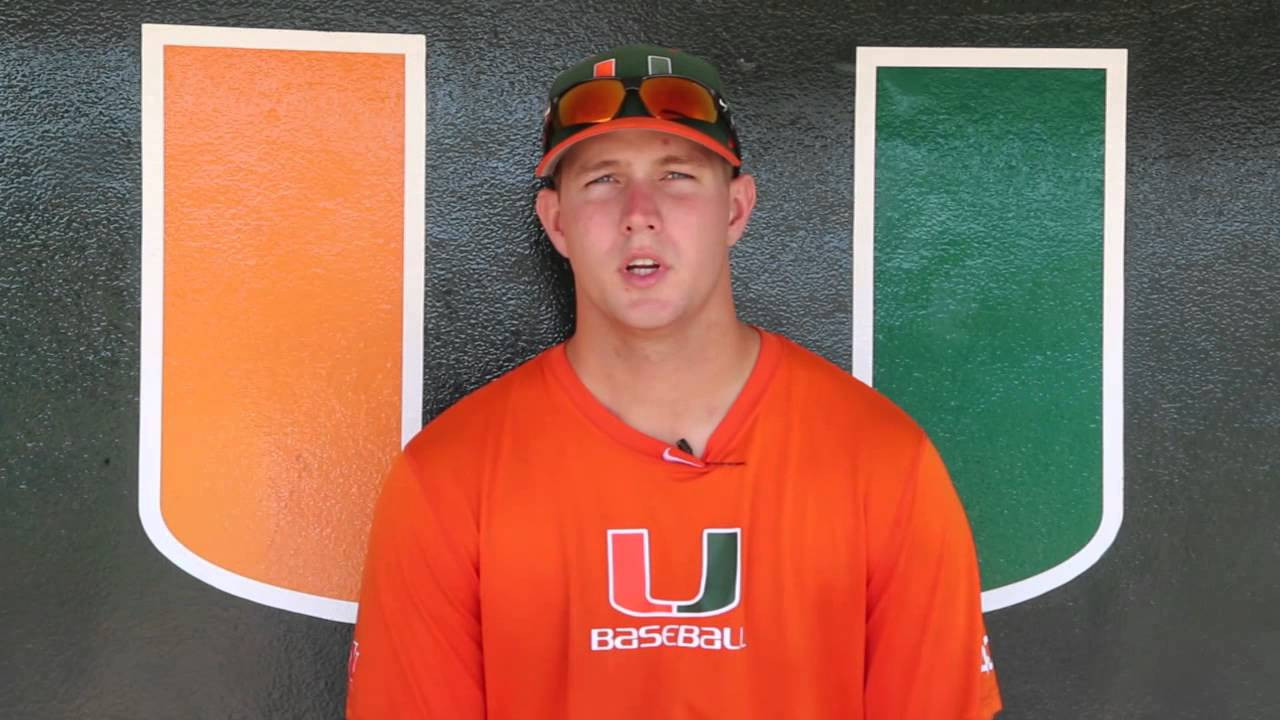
[621,182,661,235]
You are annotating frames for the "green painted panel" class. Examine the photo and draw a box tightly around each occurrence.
[873,67,1105,589]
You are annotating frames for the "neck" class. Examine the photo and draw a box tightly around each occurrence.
[565,306,760,457]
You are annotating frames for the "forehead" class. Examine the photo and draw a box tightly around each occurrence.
[558,129,723,175]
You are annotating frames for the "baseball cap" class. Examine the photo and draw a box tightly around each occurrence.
[536,44,742,178]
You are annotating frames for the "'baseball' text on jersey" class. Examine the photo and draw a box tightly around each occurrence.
[590,624,748,651]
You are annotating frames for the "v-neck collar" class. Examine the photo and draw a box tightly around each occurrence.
[545,328,782,470]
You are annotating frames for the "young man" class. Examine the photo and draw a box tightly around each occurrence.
[347,45,1002,719]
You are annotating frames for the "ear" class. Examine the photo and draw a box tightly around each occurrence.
[535,187,570,258]
[725,172,757,248]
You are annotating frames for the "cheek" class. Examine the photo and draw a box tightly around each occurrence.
[558,203,619,269]
[670,197,732,248]
[561,195,618,235]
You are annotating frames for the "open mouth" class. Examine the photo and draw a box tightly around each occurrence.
[625,258,661,276]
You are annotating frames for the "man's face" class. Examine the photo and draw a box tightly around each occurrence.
[535,129,756,333]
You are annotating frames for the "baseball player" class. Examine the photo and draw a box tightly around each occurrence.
[347,44,1002,719]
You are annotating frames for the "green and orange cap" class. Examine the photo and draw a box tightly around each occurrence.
[536,44,742,178]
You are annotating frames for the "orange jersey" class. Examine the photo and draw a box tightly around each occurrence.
[348,330,1002,719]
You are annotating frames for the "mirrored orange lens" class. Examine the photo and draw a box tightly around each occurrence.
[557,79,626,127]
[638,77,718,123]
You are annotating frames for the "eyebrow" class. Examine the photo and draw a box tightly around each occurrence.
[572,153,710,177]
[574,158,623,176]
[656,153,708,166]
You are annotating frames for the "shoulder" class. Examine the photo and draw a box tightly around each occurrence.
[402,346,555,467]
[773,333,921,433]
[767,331,926,458]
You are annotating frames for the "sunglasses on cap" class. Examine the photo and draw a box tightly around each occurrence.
[541,74,740,154]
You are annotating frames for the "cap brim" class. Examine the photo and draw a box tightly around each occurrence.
[536,116,741,178]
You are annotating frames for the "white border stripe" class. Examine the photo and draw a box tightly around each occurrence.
[138,24,425,624]
[852,47,1126,612]
[402,37,426,446]
[851,51,878,384]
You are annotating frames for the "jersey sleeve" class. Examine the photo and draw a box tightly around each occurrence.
[864,433,1002,720]
[346,449,485,720]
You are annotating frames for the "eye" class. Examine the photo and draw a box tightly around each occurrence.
[586,173,616,186]
[663,170,694,180]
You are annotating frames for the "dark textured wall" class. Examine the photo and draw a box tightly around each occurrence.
[3,1,1278,718]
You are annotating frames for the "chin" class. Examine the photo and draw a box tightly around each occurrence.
[611,303,684,332]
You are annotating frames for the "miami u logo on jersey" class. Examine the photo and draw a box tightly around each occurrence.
[606,528,742,617]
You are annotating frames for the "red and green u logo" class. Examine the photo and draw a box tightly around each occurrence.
[606,528,742,618]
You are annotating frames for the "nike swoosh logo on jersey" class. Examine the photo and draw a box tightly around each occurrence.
[662,447,704,468]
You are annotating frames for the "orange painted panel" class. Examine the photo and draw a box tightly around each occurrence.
[162,46,405,601]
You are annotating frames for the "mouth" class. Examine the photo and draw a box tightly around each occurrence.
[625,257,662,277]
